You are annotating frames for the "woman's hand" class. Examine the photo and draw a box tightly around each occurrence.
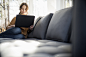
[10,25,15,27]
[29,25,34,30]
[7,25,15,30]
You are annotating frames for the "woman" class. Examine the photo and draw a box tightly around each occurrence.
[0,3,33,39]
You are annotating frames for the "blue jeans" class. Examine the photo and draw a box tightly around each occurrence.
[0,27,25,39]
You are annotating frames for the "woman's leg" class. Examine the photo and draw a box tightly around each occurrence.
[0,27,25,39]
[2,34,25,39]
[0,27,21,35]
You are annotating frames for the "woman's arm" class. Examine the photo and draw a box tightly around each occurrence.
[6,25,15,30]
[6,17,16,30]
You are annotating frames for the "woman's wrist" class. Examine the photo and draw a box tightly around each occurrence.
[7,25,15,30]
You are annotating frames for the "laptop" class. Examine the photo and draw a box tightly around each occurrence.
[15,15,35,27]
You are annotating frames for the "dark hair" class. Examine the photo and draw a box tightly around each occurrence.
[20,3,29,11]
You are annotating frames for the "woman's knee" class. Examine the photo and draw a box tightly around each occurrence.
[14,34,25,39]
[3,27,21,35]
[12,27,21,33]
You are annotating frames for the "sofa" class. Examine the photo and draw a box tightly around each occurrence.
[0,7,72,57]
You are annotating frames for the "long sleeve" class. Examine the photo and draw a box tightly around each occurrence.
[8,17,16,26]
[6,17,16,30]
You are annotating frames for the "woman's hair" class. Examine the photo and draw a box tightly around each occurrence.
[19,3,29,11]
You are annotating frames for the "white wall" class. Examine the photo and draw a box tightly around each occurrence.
[47,0,56,13]
[9,0,66,21]
[47,0,65,13]
[56,0,65,11]
[28,0,34,15]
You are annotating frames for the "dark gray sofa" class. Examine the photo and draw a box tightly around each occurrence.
[0,7,72,57]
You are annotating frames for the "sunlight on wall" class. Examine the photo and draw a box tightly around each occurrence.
[9,0,29,22]
[33,0,47,19]
[0,0,73,28]
[65,0,72,8]
[9,0,47,21]
[9,1,20,22]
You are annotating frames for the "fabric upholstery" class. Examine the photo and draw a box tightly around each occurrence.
[28,16,43,38]
[0,39,71,57]
[34,17,43,27]
[46,7,72,42]
[72,0,86,57]
[30,13,53,39]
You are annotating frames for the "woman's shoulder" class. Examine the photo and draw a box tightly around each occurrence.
[12,17,16,21]
[13,17,16,19]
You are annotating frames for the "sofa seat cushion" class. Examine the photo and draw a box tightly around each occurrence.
[0,39,71,57]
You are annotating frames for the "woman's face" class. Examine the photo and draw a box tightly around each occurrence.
[20,5,27,15]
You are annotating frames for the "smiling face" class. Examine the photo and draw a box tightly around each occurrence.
[20,5,28,15]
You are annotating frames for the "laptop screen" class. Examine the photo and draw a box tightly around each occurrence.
[15,15,35,27]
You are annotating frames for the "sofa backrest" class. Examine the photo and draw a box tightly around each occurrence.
[28,13,53,39]
[27,17,42,38]
[46,7,72,42]
[33,16,43,28]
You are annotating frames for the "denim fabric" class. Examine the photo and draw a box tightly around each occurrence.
[1,27,21,35]
[0,27,25,39]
